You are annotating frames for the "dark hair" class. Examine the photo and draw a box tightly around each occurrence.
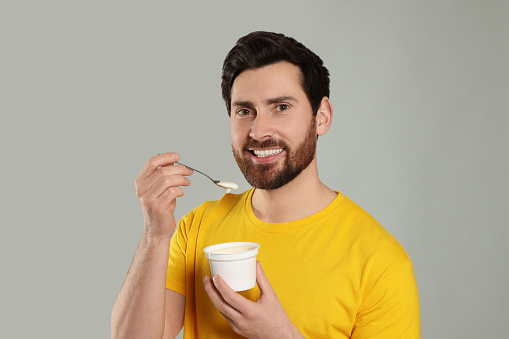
[221,31,330,116]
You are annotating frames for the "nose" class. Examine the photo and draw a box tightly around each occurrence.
[249,113,274,141]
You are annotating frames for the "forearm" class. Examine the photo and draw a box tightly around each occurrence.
[112,233,171,339]
[284,325,306,339]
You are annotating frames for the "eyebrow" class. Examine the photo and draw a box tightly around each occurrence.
[231,100,253,108]
[232,96,298,108]
[266,96,298,105]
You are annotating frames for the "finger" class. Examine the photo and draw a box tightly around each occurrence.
[159,185,184,200]
[155,162,194,176]
[203,276,242,320]
[255,261,275,297]
[159,187,183,214]
[142,165,193,194]
[211,274,254,315]
[149,175,191,198]
[138,153,181,181]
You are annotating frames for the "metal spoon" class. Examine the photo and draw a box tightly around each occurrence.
[175,161,238,193]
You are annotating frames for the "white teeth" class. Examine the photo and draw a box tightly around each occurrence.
[253,148,283,158]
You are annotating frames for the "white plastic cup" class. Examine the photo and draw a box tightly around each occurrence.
[203,242,260,292]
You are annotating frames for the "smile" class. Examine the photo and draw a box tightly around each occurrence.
[252,148,284,158]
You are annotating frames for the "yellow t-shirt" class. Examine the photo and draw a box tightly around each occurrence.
[166,189,420,338]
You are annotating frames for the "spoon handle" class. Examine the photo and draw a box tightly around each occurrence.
[175,161,218,183]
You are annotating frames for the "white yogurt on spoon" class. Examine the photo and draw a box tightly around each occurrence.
[216,181,238,194]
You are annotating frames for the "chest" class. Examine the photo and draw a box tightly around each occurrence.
[193,221,361,337]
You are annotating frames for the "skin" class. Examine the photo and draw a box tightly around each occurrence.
[112,61,335,338]
[232,106,318,191]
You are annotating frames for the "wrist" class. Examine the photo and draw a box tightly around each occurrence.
[279,322,305,339]
[142,224,175,243]
[140,231,172,251]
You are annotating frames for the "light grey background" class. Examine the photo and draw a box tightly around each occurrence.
[1,1,507,338]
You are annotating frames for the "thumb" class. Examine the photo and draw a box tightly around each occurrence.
[255,261,274,296]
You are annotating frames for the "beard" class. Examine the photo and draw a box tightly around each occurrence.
[232,118,317,190]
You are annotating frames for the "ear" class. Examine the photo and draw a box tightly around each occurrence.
[315,97,333,136]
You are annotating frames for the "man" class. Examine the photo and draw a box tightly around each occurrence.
[112,31,420,338]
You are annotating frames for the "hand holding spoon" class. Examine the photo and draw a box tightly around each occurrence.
[175,161,238,193]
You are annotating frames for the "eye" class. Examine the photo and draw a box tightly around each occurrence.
[276,104,289,112]
[236,109,252,116]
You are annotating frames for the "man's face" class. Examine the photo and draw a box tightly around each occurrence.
[230,62,318,190]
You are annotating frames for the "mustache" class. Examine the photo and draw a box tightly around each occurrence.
[243,138,287,150]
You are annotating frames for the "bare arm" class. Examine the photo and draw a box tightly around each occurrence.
[112,235,184,338]
[111,153,192,339]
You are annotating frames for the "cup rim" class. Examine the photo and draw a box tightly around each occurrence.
[203,242,260,261]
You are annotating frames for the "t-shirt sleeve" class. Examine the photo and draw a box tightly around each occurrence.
[352,260,421,338]
[165,214,190,296]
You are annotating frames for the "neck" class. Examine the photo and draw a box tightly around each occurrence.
[251,159,337,223]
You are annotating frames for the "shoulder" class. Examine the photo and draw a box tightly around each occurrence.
[339,196,411,266]
[181,189,252,224]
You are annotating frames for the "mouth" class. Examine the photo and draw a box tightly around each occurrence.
[250,148,284,158]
